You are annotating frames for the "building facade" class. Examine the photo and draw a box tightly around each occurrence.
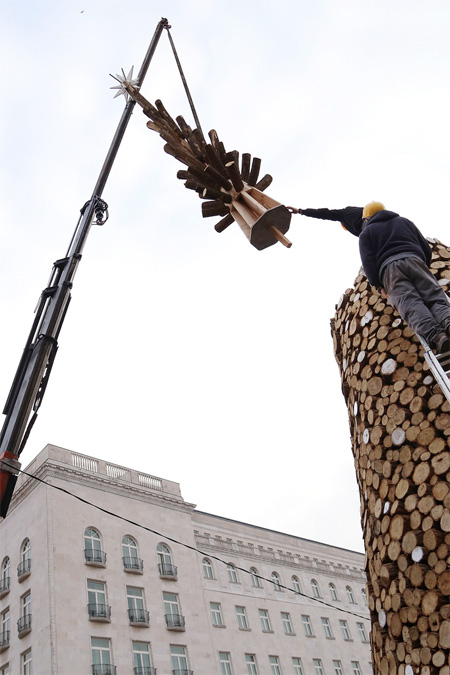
[0,445,370,675]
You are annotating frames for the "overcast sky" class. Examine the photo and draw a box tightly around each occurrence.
[1,0,450,552]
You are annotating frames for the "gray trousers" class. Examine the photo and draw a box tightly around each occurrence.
[382,257,450,343]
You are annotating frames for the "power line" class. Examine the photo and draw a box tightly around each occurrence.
[6,463,370,622]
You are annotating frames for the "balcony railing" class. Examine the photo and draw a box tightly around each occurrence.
[17,559,31,580]
[0,576,10,598]
[128,608,150,626]
[17,614,32,637]
[172,670,193,675]
[91,665,117,675]
[0,630,10,652]
[158,562,177,579]
[165,613,185,630]
[88,603,111,621]
[84,549,107,566]
[123,556,144,573]
[134,668,157,675]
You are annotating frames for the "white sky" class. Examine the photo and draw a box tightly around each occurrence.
[1,0,450,552]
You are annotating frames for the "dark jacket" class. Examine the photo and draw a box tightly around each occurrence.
[301,207,364,237]
[359,210,432,289]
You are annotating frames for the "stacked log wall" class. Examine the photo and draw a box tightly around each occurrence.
[331,239,450,675]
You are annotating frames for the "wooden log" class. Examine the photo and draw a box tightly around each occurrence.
[214,213,234,233]
[247,157,261,186]
[201,200,230,218]
[254,173,273,192]
[241,153,251,182]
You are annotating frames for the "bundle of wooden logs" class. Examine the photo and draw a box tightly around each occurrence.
[331,239,450,674]
[121,80,291,250]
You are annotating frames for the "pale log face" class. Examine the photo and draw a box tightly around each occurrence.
[331,239,450,672]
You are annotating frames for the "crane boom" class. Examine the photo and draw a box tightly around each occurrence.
[0,17,169,517]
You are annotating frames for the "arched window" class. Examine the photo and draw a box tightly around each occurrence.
[157,543,177,579]
[271,571,282,592]
[329,582,339,601]
[250,567,263,588]
[361,587,367,606]
[292,575,301,594]
[311,579,321,598]
[18,539,31,578]
[0,557,10,595]
[346,585,356,603]
[84,528,106,565]
[122,536,143,572]
[227,563,238,584]
[202,557,214,580]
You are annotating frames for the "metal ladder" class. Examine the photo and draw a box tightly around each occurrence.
[418,335,450,404]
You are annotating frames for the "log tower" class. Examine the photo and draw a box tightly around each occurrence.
[331,239,450,675]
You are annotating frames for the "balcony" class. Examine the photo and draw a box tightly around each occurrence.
[88,603,111,621]
[0,630,10,653]
[158,562,177,580]
[134,668,157,675]
[128,608,150,627]
[0,576,10,598]
[172,671,193,675]
[17,614,32,637]
[123,556,144,574]
[165,613,185,630]
[17,559,31,581]
[85,549,107,567]
[92,666,117,675]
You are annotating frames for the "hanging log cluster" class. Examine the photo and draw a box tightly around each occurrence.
[331,239,450,674]
[121,80,291,250]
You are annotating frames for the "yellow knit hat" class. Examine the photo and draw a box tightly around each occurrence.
[362,201,385,218]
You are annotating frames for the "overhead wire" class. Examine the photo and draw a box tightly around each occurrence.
[5,463,370,622]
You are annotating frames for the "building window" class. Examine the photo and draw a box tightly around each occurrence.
[163,592,185,630]
[87,581,111,621]
[269,655,281,675]
[18,592,31,637]
[250,567,262,588]
[0,559,10,597]
[333,660,344,675]
[357,621,369,642]
[259,609,272,632]
[157,544,177,579]
[310,579,321,598]
[313,659,324,675]
[17,540,31,580]
[91,637,115,674]
[291,575,301,594]
[281,611,294,635]
[245,654,258,675]
[346,585,356,604]
[236,606,249,630]
[21,649,32,675]
[227,564,239,584]
[352,662,362,675]
[127,587,149,626]
[132,641,154,675]
[202,558,214,580]
[361,587,368,606]
[0,608,10,652]
[170,644,190,674]
[271,572,282,591]
[219,652,233,675]
[339,619,352,640]
[321,617,333,638]
[122,536,143,573]
[84,528,106,566]
[0,664,9,675]
[292,658,304,675]
[329,583,339,601]
[301,614,314,637]
[210,602,224,627]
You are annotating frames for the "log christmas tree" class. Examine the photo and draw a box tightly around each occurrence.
[331,239,450,674]
[111,71,292,250]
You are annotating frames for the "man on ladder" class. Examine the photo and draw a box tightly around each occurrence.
[289,201,450,354]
